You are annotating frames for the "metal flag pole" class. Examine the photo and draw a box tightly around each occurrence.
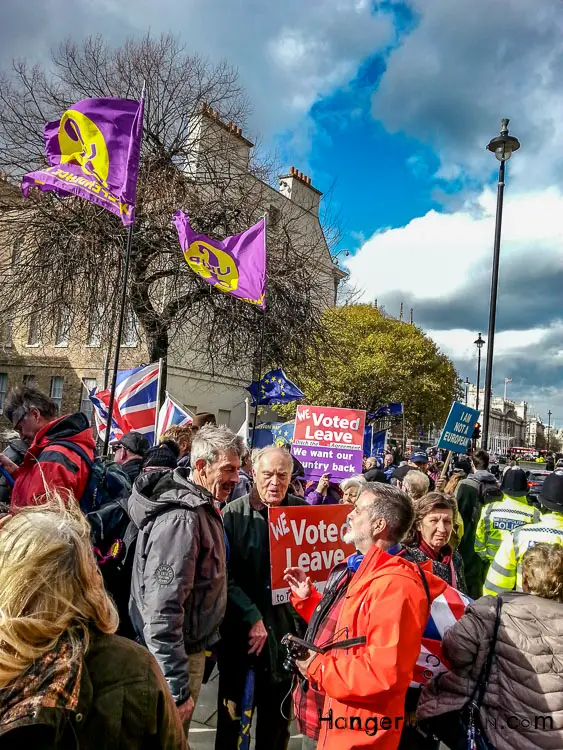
[103,223,135,456]
[153,358,165,445]
[250,213,268,450]
[102,83,145,456]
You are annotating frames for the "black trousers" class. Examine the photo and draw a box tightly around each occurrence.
[215,666,293,750]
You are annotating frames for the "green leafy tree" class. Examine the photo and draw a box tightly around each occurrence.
[276,304,459,431]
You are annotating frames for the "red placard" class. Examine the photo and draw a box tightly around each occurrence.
[269,504,355,605]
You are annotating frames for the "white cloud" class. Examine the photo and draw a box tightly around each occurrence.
[427,328,548,362]
[345,186,563,304]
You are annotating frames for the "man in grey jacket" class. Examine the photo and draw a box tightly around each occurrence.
[129,424,244,735]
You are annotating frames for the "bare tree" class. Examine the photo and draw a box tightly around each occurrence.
[0,34,339,386]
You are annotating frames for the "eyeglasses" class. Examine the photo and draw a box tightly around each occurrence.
[13,409,28,433]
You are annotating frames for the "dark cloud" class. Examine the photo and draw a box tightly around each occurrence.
[379,248,563,333]
[372,0,563,191]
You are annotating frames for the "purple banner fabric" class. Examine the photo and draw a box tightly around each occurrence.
[21,97,144,226]
[173,211,266,310]
[291,444,364,482]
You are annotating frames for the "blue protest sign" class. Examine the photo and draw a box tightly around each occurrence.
[436,402,480,453]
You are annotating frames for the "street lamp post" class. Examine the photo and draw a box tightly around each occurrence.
[548,410,552,452]
[474,333,485,413]
[481,119,520,451]
[464,376,470,405]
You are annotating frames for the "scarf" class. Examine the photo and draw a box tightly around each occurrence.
[419,538,453,564]
[0,633,82,729]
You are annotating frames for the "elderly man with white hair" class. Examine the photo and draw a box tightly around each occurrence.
[216,445,307,750]
[129,424,245,736]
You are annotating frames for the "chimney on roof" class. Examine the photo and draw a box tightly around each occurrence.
[279,165,321,216]
[399,302,404,321]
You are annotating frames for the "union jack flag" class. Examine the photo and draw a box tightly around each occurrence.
[85,383,125,443]
[411,586,472,688]
[84,362,159,445]
[156,393,193,442]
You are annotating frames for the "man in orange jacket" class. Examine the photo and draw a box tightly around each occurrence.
[284,483,447,750]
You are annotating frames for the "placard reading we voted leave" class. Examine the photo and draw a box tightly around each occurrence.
[291,405,366,481]
[269,504,355,605]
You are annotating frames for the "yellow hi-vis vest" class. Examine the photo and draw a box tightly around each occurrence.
[484,513,563,596]
[475,494,541,564]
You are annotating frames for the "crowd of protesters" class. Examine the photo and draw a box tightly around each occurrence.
[1,385,563,749]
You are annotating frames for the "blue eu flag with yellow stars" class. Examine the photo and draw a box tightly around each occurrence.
[246,368,304,406]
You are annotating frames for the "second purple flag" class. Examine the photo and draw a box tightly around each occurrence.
[173,210,266,310]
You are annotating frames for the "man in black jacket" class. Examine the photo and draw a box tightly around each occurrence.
[217,445,307,750]
[112,431,150,483]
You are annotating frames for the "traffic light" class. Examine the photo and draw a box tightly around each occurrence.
[473,422,481,440]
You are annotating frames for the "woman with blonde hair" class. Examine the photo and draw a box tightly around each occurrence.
[0,499,184,749]
[339,474,367,505]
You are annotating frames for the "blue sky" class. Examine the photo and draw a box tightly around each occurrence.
[2,0,563,426]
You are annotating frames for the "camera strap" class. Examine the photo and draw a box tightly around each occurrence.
[322,635,366,652]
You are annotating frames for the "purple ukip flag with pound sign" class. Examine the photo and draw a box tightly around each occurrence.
[21,97,144,226]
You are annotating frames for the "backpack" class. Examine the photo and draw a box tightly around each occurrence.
[47,441,137,636]
[465,475,503,506]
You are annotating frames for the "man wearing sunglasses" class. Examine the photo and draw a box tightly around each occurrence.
[0,385,95,509]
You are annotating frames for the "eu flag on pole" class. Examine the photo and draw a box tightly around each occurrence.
[246,369,304,406]
[368,402,403,420]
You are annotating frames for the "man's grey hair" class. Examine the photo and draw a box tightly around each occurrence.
[360,483,415,544]
[401,470,430,501]
[190,424,245,469]
[251,445,293,473]
[340,475,367,493]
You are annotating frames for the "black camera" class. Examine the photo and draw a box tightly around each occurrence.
[281,634,322,674]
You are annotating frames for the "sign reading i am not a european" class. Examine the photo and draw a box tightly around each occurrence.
[437,401,481,453]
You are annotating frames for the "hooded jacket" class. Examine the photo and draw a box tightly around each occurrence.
[0,630,185,750]
[455,469,500,598]
[128,467,227,705]
[417,592,563,750]
[297,544,447,750]
[10,413,95,509]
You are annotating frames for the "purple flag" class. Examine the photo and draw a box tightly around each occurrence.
[173,211,266,310]
[21,97,143,226]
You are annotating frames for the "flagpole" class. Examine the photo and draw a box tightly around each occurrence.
[250,213,268,450]
[153,358,165,445]
[102,83,145,456]
[103,223,135,456]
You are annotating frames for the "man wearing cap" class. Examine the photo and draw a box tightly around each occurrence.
[484,472,563,595]
[113,431,150,483]
[407,449,436,490]
[475,467,541,570]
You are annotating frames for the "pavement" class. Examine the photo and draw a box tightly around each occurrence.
[189,667,449,749]
[188,667,304,750]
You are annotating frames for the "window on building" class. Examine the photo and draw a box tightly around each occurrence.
[27,313,40,346]
[268,205,281,228]
[80,377,97,423]
[1,320,12,347]
[23,374,37,388]
[218,409,231,427]
[121,306,138,347]
[11,237,23,268]
[87,303,104,347]
[50,376,64,411]
[0,373,7,413]
[55,306,72,347]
